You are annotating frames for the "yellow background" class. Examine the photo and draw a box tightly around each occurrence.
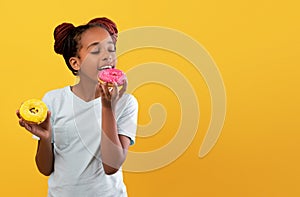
[1,0,300,196]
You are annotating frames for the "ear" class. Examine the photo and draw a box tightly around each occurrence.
[69,57,80,71]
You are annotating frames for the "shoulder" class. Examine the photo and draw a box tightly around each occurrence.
[120,93,138,108]
[42,86,70,105]
[115,93,138,116]
[43,86,69,99]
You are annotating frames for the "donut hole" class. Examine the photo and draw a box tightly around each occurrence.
[30,107,39,114]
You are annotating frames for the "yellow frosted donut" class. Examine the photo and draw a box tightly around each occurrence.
[19,99,48,124]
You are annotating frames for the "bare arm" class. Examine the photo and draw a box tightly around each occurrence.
[99,81,131,175]
[101,106,131,175]
[35,138,54,176]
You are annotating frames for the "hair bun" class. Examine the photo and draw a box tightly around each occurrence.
[88,17,118,43]
[54,23,75,54]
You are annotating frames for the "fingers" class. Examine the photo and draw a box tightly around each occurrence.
[21,119,47,139]
[105,82,120,101]
[40,111,51,130]
[16,110,21,119]
[119,79,128,98]
[19,119,25,127]
[23,122,33,132]
[46,111,51,122]
[95,84,101,98]
[16,106,52,141]
[99,79,127,103]
[17,110,26,127]
[111,82,119,99]
[100,82,111,100]
[23,122,40,137]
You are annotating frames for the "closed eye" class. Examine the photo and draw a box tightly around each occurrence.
[91,50,100,54]
[107,45,116,52]
[90,47,100,54]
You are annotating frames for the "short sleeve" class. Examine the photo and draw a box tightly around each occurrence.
[117,94,138,145]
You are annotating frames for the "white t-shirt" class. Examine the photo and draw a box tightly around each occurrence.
[41,86,138,197]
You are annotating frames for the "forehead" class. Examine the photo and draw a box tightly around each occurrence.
[80,27,112,47]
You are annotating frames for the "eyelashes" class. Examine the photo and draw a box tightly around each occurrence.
[108,48,116,52]
[90,50,100,54]
[90,47,116,54]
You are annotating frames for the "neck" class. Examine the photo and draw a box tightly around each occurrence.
[72,80,100,102]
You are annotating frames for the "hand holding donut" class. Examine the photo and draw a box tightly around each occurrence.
[98,68,127,109]
[16,99,52,141]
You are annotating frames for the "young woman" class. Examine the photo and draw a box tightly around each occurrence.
[16,17,138,197]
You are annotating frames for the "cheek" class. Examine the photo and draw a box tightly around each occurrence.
[81,55,101,67]
[112,52,116,58]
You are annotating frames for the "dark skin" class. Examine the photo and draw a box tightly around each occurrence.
[16,26,131,175]
[16,110,54,176]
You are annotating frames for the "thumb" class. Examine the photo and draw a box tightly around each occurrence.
[112,82,119,95]
[40,111,51,129]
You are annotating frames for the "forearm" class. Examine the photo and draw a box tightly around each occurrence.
[35,138,54,176]
[101,107,127,174]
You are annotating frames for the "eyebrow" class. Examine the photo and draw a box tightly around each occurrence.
[87,41,114,49]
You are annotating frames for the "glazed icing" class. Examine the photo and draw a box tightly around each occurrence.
[98,68,126,86]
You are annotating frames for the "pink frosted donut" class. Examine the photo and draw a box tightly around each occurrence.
[98,68,126,86]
